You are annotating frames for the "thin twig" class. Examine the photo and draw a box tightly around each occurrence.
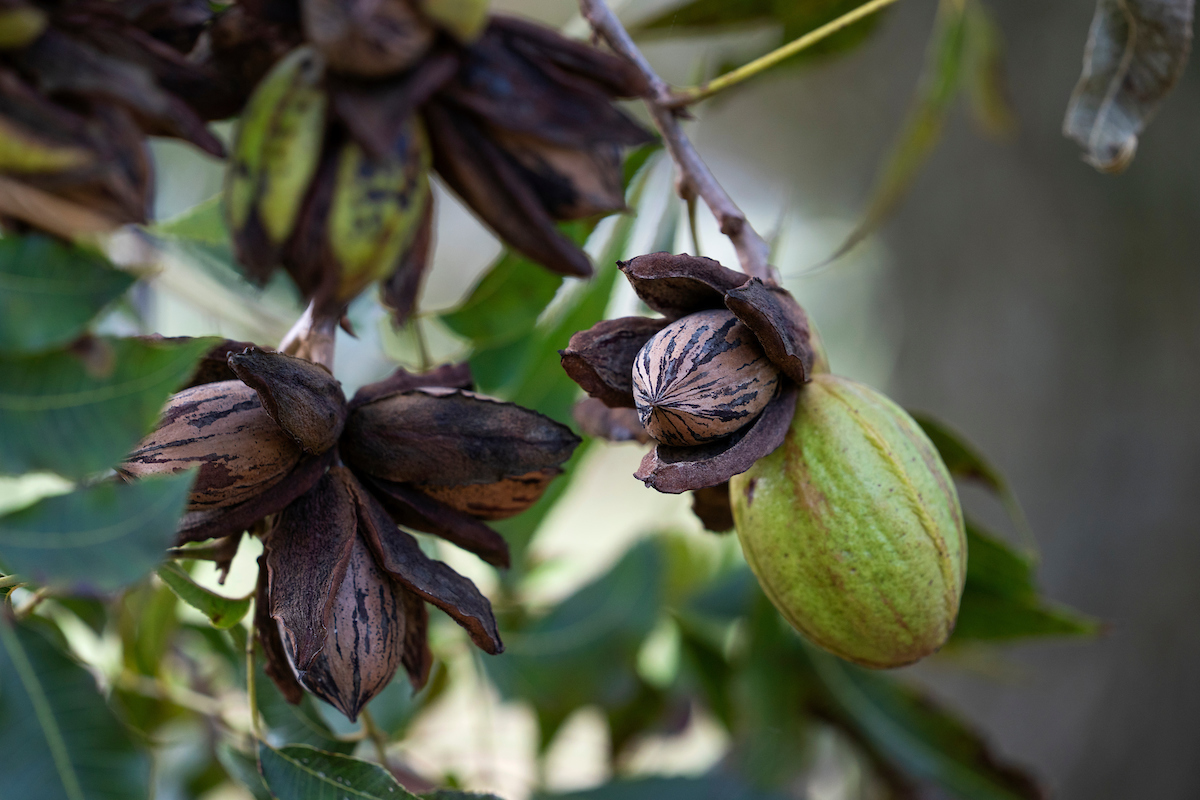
[666,0,904,107]
[246,633,262,741]
[578,0,775,284]
[360,708,392,767]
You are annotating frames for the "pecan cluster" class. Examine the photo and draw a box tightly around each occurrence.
[223,2,654,321]
[123,343,578,718]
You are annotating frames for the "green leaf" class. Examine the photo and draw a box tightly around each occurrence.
[1063,0,1193,172]
[156,562,252,629]
[805,644,1042,800]
[152,194,228,246]
[0,473,194,593]
[0,235,134,355]
[486,539,663,747]
[911,411,1032,547]
[536,775,788,799]
[952,523,1099,642]
[954,591,1100,641]
[0,617,151,800]
[830,0,967,260]
[0,335,218,479]
[258,743,419,800]
[423,793,504,800]
[441,245,569,350]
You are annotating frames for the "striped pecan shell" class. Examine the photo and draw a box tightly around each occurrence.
[122,380,302,510]
[632,309,780,447]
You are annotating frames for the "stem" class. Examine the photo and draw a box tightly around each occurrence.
[279,300,338,370]
[668,0,904,107]
[579,0,776,284]
[246,633,261,741]
[360,709,391,767]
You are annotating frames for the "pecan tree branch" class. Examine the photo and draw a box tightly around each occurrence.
[578,0,775,284]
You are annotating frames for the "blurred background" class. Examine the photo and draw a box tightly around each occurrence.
[133,0,1200,797]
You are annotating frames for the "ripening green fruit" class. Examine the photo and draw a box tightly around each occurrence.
[326,117,430,305]
[226,46,327,270]
[731,374,966,668]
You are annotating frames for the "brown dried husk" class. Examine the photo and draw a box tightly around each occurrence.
[122,380,303,510]
[340,387,579,486]
[416,467,560,520]
[228,346,346,454]
[560,316,668,409]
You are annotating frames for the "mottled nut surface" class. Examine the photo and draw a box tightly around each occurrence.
[122,380,303,510]
[730,374,966,669]
[632,309,780,446]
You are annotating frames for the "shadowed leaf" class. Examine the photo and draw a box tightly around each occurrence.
[485,539,662,748]
[156,562,251,629]
[0,236,133,355]
[804,642,1044,800]
[258,743,419,799]
[0,336,218,479]
[536,775,788,799]
[1063,0,1194,172]
[0,618,151,800]
[0,473,194,593]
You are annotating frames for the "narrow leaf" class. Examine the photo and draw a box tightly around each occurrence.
[952,523,1100,642]
[1063,0,1194,172]
[962,0,1017,138]
[806,644,1043,800]
[0,336,219,479]
[157,562,252,629]
[0,618,151,800]
[0,473,194,593]
[258,743,419,800]
[912,411,1032,547]
[831,0,967,260]
[152,195,228,245]
[0,236,133,355]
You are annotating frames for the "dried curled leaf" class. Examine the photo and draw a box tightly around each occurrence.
[265,471,357,671]
[302,0,434,78]
[724,278,815,384]
[633,310,780,447]
[635,383,798,493]
[425,99,594,278]
[618,253,748,319]
[348,472,503,654]
[561,316,668,409]
[340,388,579,486]
[122,381,303,510]
[228,347,347,454]
[573,397,651,444]
[1064,0,1194,172]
